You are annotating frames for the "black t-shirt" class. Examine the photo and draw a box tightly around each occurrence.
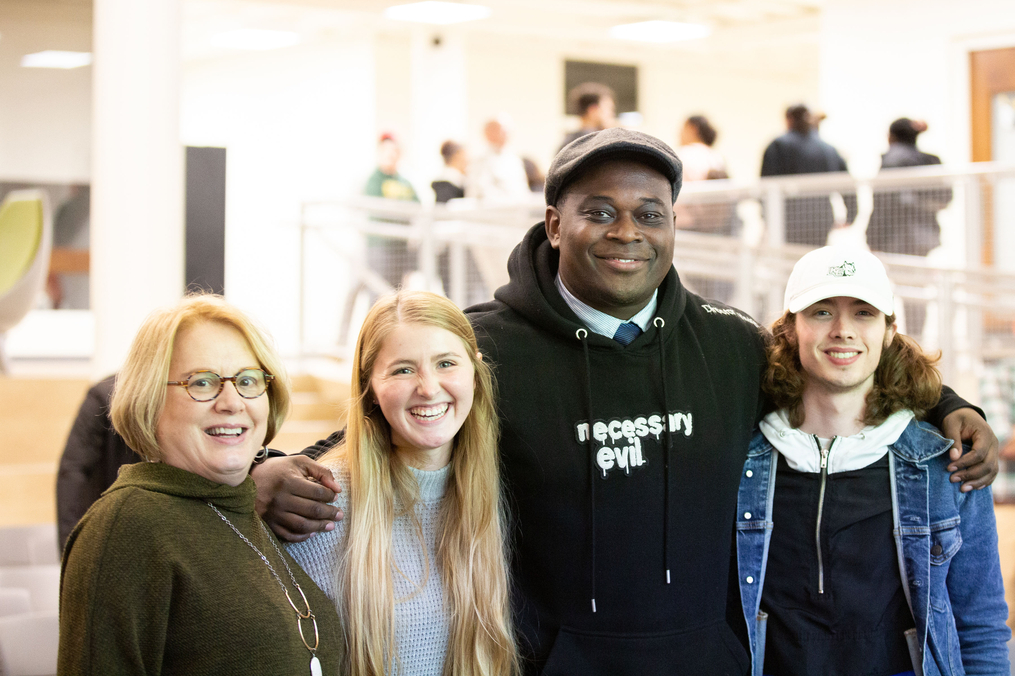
[761,453,915,676]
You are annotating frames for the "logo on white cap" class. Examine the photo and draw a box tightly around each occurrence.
[827,261,856,277]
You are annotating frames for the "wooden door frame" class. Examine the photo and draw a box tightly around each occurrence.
[970,47,1015,266]
[970,47,1015,162]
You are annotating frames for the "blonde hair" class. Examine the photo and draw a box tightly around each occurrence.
[110,294,291,462]
[764,310,941,428]
[321,290,518,676]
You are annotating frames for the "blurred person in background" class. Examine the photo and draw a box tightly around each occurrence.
[365,132,418,202]
[59,294,343,674]
[761,103,857,246]
[56,374,137,551]
[468,116,531,202]
[559,82,618,150]
[432,140,488,303]
[676,114,727,182]
[866,118,952,337]
[522,156,545,193]
[432,139,468,204]
[340,132,420,345]
[674,114,738,302]
[362,131,419,290]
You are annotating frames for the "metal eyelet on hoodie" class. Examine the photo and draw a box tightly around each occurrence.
[653,316,674,587]
[574,316,677,610]
[575,327,597,612]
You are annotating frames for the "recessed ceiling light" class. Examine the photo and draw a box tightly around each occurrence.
[21,51,92,69]
[210,29,301,51]
[385,2,491,25]
[609,20,711,44]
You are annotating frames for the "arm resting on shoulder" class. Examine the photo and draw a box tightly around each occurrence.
[925,386,999,491]
[252,430,346,542]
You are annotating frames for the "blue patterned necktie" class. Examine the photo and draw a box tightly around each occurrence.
[613,322,642,346]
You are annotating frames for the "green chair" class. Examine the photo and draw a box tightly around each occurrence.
[0,191,50,374]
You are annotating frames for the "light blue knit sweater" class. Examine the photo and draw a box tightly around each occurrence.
[287,458,451,676]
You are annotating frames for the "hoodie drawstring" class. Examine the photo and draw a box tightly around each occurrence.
[577,328,597,613]
[577,317,674,614]
[653,317,673,585]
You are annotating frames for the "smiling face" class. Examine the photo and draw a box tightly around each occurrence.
[794,296,896,398]
[546,158,676,320]
[156,320,269,486]
[370,322,476,469]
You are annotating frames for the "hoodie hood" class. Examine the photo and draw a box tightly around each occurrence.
[494,222,687,349]
[760,408,915,474]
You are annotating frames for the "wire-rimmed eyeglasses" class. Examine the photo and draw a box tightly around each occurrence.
[167,368,273,402]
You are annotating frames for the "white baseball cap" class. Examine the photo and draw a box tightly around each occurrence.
[784,246,895,316]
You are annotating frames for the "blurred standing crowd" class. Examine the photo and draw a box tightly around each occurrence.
[359,86,953,329]
[364,86,947,260]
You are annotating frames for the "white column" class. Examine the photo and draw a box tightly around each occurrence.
[409,29,468,184]
[91,0,184,377]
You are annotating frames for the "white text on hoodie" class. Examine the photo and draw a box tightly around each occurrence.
[575,411,693,478]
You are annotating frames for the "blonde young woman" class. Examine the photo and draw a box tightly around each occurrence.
[287,290,518,676]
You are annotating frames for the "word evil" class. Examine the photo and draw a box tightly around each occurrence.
[574,411,693,478]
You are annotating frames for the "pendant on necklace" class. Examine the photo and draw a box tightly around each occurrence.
[310,655,322,676]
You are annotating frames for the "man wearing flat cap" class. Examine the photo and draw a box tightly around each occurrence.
[253,128,998,676]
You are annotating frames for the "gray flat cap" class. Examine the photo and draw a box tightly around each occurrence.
[545,128,683,206]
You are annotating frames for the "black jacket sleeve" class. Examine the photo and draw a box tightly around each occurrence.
[265,429,346,461]
[56,375,137,550]
[924,385,986,427]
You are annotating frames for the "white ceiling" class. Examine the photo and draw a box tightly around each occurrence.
[182,0,824,71]
[250,0,824,27]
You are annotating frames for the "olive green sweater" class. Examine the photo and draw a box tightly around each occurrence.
[58,462,344,675]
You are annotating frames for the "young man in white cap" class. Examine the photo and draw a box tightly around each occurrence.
[736,246,1010,676]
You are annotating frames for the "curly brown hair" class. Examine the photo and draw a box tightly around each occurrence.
[763,311,942,428]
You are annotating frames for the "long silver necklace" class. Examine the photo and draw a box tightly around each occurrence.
[208,502,322,676]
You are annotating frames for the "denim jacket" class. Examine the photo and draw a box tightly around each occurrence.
[736,418,1011,676]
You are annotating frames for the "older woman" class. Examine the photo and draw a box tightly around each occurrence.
[58,295,342,675]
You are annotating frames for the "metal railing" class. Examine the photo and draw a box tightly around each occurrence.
[297,162,1015,386]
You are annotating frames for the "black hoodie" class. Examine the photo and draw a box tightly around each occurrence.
[467,223,766,675]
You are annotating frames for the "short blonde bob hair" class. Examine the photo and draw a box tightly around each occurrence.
[110,294,291,462]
